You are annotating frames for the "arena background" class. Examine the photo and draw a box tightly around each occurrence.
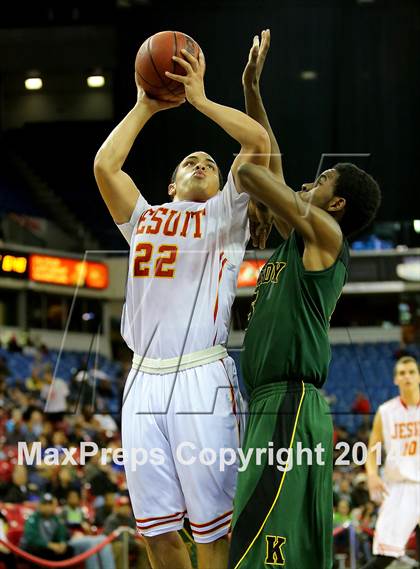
[0,0,419,567]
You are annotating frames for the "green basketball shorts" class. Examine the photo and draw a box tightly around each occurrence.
[229,381,333,569]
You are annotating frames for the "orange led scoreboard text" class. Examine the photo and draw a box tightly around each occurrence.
[0,250,108,290]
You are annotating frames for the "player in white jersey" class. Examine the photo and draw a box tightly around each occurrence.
[361,356,420,569]
[94,48,270,569]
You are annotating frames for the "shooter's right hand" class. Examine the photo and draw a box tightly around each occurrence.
[135,75,185,114]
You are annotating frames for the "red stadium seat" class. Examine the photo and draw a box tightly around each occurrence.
[0,460,13,482]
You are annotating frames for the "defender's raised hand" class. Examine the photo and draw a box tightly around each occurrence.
[242,29,270,90]
[165,49,207,108]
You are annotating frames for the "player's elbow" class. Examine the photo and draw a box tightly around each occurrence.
[237,162,263,191]
[241,127,270,168]
[93,150,117,177]
[93,153,106,176]
[252,126,270,157]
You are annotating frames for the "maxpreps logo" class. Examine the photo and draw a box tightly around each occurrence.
[265,535,287,566]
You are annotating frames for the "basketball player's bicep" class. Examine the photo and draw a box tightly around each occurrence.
[94,166,141,224]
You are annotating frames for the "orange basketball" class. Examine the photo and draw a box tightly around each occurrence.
[135,31,201,100]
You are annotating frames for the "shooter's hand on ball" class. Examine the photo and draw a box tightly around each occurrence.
[367,473,389,504]
[135,75,185,115]
[242,29,270,91]
[165,49,207,108]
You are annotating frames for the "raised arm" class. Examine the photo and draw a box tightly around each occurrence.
[93,81,184,224]
[165,49,270,188]
[243,30,291,241]
[236,163,343,270]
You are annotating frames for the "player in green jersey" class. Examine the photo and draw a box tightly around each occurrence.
[228,31,381,569]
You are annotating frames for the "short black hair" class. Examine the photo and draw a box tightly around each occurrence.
[333,163,381,238]
[170,161,224,189]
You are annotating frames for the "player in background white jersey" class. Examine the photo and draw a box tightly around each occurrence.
[94,48,269,569]
[361,356,420,569]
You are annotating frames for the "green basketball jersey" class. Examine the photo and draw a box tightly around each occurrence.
[241,231,349,393]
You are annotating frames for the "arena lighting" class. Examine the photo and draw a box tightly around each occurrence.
[396,259,420,282]
[300,70,318,80]
[25,77,43,90]
[87,74,105,88]
[413,220,420,233]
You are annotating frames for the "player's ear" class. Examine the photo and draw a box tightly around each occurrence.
[168,183,176,198]
[327,195,346,212]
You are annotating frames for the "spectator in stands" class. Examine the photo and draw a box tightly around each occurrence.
[356,423,371,446]
[351,472,370,508]
[93,412,118,437]
[73,405,101,440]
[61,489,90,533]
[334,424,353,446]
[25,367,44,398]
[7,336,21,353]
[4,409,25,446]
[48,467,81,504]
[22,408,44,444]
[22,337,39,357]
[84,453,118,501]
[69,361,94,411]
[39,343,50,357]
[0,376,12,412]
[335,477,352,505]
[103,496,150,569]
[94,491,116,527]
[357,501,377,532]
[40,366,69,423]
[51,430,68,452]
[333,499,352,527]
[356,501,377,564]
[0,465,32,503]
[351,391,371,427]
[0,511,17,569]
[7,386,29,414]
[20,493,74,560]
[60,489,117,569]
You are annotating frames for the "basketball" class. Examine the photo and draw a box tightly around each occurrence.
[135,30,201,100]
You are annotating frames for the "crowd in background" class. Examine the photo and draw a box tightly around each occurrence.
[0,335,396,568]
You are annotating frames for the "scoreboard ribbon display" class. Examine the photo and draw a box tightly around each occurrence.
[0,251,28,279]
[0,250,108,290]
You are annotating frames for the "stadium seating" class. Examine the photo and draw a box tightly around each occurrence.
[231,342,420,432]
[0,165,45,219]
[2,342,419,432]
[5,124,124,248]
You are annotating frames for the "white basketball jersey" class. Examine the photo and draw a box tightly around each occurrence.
[117,171,249,359]
[379,396,420,483]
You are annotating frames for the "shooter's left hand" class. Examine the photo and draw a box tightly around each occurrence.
[165,49,207,108]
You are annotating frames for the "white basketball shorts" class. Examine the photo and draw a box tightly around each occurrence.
[121,356,244,543]
[373,480,420,557]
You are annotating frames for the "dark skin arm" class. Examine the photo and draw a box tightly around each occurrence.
[236,163,342,271]
[243,30,291,243]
